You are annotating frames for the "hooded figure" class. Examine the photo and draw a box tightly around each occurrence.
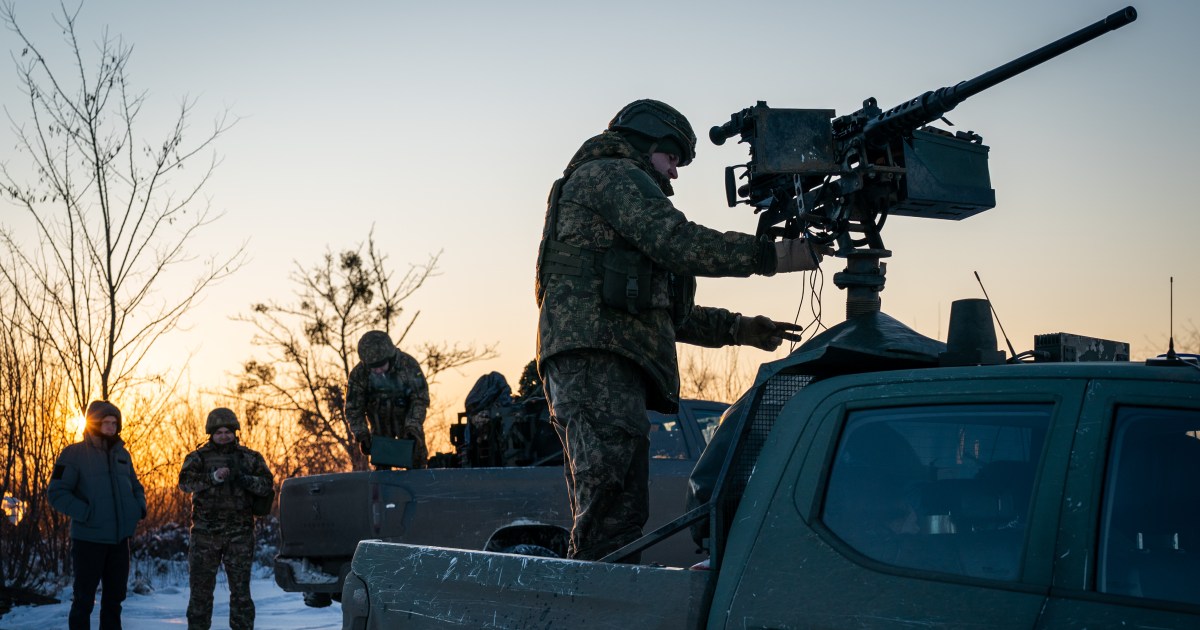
[178,407,275,630]
[47,399,147,630]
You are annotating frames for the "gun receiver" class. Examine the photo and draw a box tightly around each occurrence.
[711,7,1136,317]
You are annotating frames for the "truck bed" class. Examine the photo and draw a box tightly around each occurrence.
[344,541,709,629]
[276,459,702,594]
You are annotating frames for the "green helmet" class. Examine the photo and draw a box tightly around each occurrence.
[357,330,397,369]
[608,99,697,166]
[206,407,240,434]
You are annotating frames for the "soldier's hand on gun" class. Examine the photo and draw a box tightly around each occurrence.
[774,238,833,273]
[735,315,803,351]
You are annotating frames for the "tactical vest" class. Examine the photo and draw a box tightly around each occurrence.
[536,151,696,325]
[366,371,413,438]
[192,446,253,519]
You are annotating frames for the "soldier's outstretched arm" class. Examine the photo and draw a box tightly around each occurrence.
[675,305,739,348]
[732,315,803,351]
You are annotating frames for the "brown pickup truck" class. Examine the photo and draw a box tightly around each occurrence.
[272,397,728,606]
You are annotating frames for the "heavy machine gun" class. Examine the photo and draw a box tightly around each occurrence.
[710,7,1137,317]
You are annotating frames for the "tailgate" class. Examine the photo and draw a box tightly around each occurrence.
[347,541,709,629]
[278,471,373,557]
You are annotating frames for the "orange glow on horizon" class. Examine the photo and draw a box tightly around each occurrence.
[66,414,86,442]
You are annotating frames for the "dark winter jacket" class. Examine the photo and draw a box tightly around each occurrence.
[47,430,147,543]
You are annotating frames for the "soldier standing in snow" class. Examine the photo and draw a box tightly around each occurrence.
[178,408,274,630]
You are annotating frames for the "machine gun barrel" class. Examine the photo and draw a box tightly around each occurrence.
[860,6,1137,143]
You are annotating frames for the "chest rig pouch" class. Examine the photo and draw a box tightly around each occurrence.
[368,371,412,428]
[601,242,654,315]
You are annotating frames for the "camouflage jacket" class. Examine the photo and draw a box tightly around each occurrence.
[345,350,430,441]
[537,132,776,412]
[178,440,274,532]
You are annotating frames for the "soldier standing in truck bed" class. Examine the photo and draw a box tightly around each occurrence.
[346,330,431,469]
[535,99,829,561]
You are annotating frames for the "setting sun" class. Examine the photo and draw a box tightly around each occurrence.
[65,414,85,442]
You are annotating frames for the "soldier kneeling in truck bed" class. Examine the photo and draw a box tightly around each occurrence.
[438,369,561,469]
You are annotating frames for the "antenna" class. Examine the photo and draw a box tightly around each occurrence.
[974,271,1018,361]
[1145,276,1195,367]
[1167,276,1178,360]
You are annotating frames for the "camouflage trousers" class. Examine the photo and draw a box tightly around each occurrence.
[187,528,255,630]
[544,350,650,561]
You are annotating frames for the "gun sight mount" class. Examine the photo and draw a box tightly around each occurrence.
[712,7,1136,318]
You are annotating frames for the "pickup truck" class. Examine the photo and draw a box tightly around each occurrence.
[272,396,728,605]
[340,308,1200,629]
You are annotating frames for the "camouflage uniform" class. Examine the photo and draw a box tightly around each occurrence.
[536,121,778,560]
[346,337,431,468]
[178,410,274,630]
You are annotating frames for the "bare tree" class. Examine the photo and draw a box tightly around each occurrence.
[0,275,75,594]
[230,233,498,474]
[0,0,244,408]
[678,346,753,403]
[0,0,243,594]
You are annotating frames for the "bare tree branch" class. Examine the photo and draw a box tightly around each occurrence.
[0,0,246,406]
[226,232,495,474]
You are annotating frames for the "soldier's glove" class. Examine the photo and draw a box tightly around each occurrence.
[774,239,831,273]
[733,315,803,351]
[358,435,372,455]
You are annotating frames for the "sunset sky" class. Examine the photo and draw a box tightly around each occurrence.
[2,1,1196,421]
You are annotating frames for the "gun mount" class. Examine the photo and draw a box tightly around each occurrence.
[711,7,1136,318]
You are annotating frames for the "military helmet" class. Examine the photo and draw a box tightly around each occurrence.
[357,330,397,369]
[206,407,240,434]
[608,99,697,166]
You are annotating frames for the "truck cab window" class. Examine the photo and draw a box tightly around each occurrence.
[647,411,689,460]
[821,404,1050,581]
[1099,406,1200,605]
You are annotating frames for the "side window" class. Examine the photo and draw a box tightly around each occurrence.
[1098,406,1200,605]
[821,404,1050,581]
[691,408,725,445]
[647,411,688,460]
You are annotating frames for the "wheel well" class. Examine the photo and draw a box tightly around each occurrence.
[484,523,569,558]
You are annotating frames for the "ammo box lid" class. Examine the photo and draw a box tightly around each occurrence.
[371,437,415,468]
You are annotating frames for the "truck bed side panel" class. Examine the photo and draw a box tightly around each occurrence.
[350,541,709,630]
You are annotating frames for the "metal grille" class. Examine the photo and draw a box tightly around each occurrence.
[714,372,813,565]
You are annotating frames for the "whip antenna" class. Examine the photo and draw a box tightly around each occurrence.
[974,271,1018,360]
[1166,276,1178,360]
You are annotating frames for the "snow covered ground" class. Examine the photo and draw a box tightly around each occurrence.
[0,570,342,630]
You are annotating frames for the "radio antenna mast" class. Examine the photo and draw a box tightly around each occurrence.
[1166,276,1178,361]
[974,271,1018,360]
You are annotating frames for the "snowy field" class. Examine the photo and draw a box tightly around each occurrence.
[0,571,342,630]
